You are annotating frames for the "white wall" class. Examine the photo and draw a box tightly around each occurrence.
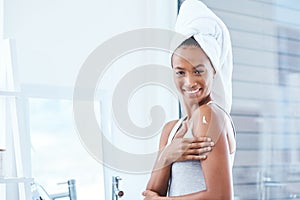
[4,0,178,89]
[0,0,3,37]
[4,0,179,199]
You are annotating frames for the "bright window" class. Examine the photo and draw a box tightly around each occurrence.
[29,98,104,199]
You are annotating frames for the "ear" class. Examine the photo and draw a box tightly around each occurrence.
[212,68,216,79]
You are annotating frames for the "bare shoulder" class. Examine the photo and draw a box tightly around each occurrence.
[158,120,179,149]
[192,103,227,121]
[191,103,229,142]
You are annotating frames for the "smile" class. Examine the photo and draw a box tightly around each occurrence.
[184,88,201,94]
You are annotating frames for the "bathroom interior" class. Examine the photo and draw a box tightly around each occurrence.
[1,0,300,199]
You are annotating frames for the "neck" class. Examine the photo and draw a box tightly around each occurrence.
[183,96,212,118]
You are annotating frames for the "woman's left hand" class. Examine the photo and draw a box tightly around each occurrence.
[142,190,165,200]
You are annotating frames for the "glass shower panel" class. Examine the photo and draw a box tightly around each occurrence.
[198,0,300,199]
[258,23,300,199]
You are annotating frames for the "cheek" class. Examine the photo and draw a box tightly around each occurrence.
[173,76,183,90]
[196,75,213,89]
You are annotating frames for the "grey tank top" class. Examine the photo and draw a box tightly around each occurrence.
[167,117,206,196]
[167,102,235,196]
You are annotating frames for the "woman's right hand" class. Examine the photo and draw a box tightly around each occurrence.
[158,121,214,167]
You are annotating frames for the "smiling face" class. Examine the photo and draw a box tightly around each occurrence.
[172,45,215,109]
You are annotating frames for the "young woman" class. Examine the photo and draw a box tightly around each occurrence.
[143,37,236,200]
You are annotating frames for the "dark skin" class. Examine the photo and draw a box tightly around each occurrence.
[143,45,236,200]
[156,120,214,168]
[143,120,214,196]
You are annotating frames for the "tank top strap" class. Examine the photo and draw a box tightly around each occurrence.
[207,101,236,137]
[167,116,187,146]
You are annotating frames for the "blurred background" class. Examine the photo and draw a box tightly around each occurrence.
[0,0,300,199]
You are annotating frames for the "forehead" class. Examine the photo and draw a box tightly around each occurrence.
[172,45,210,66]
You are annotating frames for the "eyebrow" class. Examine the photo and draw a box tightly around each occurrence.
[174,64,205,70]
[193,64,205,68]
[174,66,185,70]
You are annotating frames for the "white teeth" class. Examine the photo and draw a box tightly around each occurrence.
[185,88,200,94]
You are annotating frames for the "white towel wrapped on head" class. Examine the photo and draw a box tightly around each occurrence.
[175,0,233,113]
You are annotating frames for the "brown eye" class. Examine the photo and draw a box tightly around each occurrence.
[195,70,204,75]
[176,71,185,75]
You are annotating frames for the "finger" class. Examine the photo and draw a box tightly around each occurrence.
[190,141,215,149]
[196,154,208,160]
[142,191,147,196]
[182,137,195,143]
[142,190,155,197]
[184,147,212,155]
[198,146,213,154]
[182,154,208,161]
[193,136,213,142]
[181,139,213,150]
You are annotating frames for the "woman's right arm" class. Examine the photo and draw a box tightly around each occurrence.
[145,120,178,196]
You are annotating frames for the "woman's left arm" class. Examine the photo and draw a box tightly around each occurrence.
[143,132,233,200]
[143,106,235,200]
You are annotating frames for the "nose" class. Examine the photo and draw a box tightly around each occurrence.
[184,73,197,88]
